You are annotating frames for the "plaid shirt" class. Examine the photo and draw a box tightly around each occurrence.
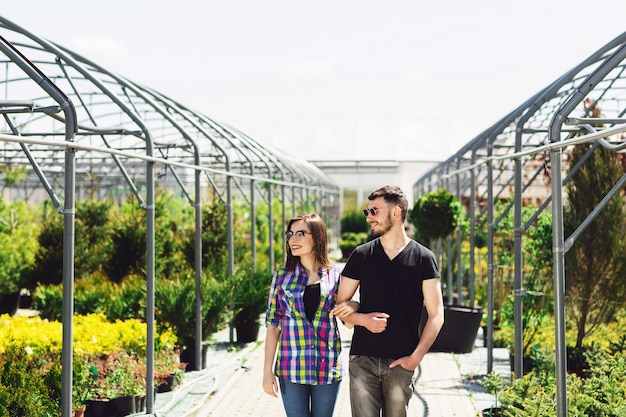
[265,264,343,385]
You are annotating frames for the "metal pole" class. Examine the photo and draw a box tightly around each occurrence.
[486,140,494,373]
[513,127,524,380]
[268,183,275,268]
[144,130,156,412]
[194,153,203,371]
[550,145,568,417]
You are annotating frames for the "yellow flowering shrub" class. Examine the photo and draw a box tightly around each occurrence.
[0,313,176,356]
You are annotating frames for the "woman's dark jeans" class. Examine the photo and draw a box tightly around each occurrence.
[279,377,341,417]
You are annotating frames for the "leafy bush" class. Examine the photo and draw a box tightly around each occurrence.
[155,271,231,346]
[0,313,181,409]
[499,350,626,416]
[232,262,273,327]
[409,188,462,244]
[0,345,60,417]
[479,371,506,410]
[33,273,146,323]
[0,199,39,293]
[339,232,368,260]
[340,209,369,234]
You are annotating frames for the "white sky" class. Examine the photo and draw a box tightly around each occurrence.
[2,1,626,162]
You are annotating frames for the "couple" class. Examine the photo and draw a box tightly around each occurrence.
[263,185,445,417]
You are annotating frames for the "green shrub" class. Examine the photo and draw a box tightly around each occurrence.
[340,209,369,234]
[339,232,368,260]
[499,350,626,416]
[0,199,40,293]
[155,271,231,345]
[32,284,63,321]
[232,262,273,327]
[0,345,61,417]
[409,188,462,245]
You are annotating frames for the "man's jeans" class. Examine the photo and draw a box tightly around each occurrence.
[278,377,341,417]
[348,355,415,417]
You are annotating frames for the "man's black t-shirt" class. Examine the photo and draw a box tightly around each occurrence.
[341,238,440,359]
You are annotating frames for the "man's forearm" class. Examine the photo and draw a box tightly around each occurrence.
[412,314,444,360]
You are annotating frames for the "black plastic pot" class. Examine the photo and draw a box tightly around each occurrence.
[84,399,113,417]
[111,395,135,416]
[482,407,502,416]
[180,341,209,371]
[420,305,483,353]
[236,321,260,343]
[0,292,20,315]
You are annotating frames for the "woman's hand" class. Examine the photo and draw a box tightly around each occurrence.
[262,369,279,397]
[331,300,359,319]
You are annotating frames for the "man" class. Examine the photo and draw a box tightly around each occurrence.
[332,185,444,417]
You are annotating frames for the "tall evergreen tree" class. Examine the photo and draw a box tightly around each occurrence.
[564,143,626,348]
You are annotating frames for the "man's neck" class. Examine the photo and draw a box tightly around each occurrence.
[380,227,410,254]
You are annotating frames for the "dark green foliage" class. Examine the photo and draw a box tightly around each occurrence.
[31,283,63,321]
[0,345,61,417]
[105,200,146,283]
[409,188,461,245]
[33,273,147,323]
[27,200,64,286]
[0,199,39,293]
[564,144,626,348]
[232,263,273,326]
[339,232,368,260]
[106,274,147,321]
[499,350,626,416]
[340,209,369,234]
[155,270,231,345]
[339,210,370,260]
[183,200,229,272]
[75,200,114,279]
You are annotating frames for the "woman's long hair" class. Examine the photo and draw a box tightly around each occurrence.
[284,213,331,271]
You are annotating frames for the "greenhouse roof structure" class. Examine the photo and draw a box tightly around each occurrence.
[0,16,339,417]
[0,17,338,221]
[412,31,626,417]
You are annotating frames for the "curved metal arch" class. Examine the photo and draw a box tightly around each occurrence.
[412,31,626,417]
[1,15,339,417]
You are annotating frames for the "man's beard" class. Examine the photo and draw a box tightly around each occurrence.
[370,214,393,238]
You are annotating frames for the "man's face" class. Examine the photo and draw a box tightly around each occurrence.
[365,197,393,238]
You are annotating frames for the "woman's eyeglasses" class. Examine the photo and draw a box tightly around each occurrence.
[285,230,311,241]
[362,208,382,217]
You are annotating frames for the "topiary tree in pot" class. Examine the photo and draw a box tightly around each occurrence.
[155,270,230,370]
[409,188,461,248]
[411,189,482,353]
[231,262,273,343]
[479,371,506,416]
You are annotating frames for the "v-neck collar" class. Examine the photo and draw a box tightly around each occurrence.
[377,238,411,262]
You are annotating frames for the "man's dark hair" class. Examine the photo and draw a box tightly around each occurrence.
[368,185,408,221]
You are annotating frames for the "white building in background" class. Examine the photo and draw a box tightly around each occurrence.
[309,159,439,213]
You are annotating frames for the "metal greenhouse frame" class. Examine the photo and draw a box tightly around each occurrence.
[0,16,339,417]
[413,32,626,417]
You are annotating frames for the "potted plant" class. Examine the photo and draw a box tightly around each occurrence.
[479,371,506,416]
[156,271,230,370]
[0,199,39,315]
[412,189,482,353]
[72,357,97,417]
[231,263,272,343]
[154,346,185,393]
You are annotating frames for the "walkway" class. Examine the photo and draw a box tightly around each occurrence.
[150,323,510,417]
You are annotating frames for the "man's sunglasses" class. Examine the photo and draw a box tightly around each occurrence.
[362,208,381,217]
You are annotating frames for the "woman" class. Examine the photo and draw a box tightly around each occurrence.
[263,213,355,417]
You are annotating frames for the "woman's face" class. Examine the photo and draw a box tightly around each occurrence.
[287,220,314,258]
